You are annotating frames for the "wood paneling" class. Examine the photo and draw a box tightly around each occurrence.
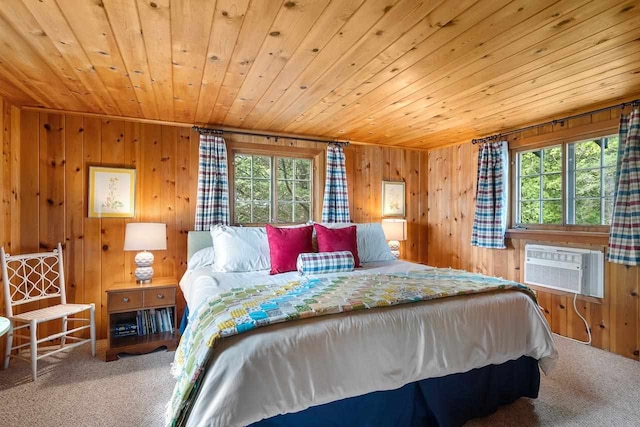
[0,1,638,148]
[427,111,640,360]
[3,112,217,339]
[0,97,17,360]
[2,98,637,363]
[345,144,428,263]
[1,108,428,344]
[0,97,11,252]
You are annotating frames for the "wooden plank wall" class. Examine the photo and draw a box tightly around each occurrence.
[427,109,640,360]
[0,97,10,264]
[5,110,200,347]
[3,102,638,362]
[0,97,9,332]
[0,108,424,346]
[0,97,18,360]
[344,145,429,264]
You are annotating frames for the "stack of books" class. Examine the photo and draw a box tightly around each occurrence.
[113,321,138,338]
[135,307,174,336]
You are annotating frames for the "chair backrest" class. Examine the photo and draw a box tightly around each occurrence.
[1,243,66,317]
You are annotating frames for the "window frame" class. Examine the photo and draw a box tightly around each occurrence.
[515,144,564,226]
[232,153,274,224]
[510,132,616,232]
[566,136,617,226]
[228,145,322,226]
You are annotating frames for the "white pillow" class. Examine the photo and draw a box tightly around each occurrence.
[315,222,395,263]
[210,225,270,272]
[187,247,215,270]
[354,223,396,263]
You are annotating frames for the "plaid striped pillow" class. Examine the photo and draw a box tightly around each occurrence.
[296,251,355,275]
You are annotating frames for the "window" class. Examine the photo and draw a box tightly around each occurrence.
[567,136,618,225]
[517,146,562,224]
[515,134,618,226]
[233,153,312,224]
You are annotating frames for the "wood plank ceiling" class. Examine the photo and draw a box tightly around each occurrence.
[0,0,639,148]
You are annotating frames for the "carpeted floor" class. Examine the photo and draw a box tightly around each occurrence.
[0,341,173,427]
[0,335,639,427]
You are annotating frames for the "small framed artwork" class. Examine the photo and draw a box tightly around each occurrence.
[382,181,405,217]
[88,166,136,218]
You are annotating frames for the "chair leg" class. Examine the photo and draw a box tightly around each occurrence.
[4,319,13,369]
[30,320,37,381]
[60,315,68,349]
[90,306,96,357]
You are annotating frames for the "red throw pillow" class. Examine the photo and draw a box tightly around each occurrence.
[314,224,360,267]
[266,224,314,275]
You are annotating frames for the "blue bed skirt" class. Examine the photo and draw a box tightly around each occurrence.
[179,306,189,335]
[249,356,539,427]
[180,308,540,427]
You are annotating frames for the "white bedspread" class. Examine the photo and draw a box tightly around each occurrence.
[178,261,557,427]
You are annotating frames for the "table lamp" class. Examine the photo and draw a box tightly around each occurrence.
[381,218,407,258]
[124,222,167,283]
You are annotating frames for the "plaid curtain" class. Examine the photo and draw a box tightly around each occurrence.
[195,133,229,230]
[608,108,640,265]
[471,140,508,249]
[322,144,351,222]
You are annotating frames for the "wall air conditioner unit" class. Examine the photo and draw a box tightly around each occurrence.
[524,244,604,299]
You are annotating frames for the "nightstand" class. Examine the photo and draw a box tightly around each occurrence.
[105,277,178,361]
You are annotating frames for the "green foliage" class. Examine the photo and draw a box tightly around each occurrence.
[604,136,618,166]
[253,156,271,178]
[520,176,540,200]
[543,173,561,199]
[520,151,540,176]
[575,199,600,225]
[518,137,618,226]
[276,158,312,222]
[543,201,562,224]
[234,155,251,178]
[519,146,563,224]
[234,154,311,224]
[575,140,600,169]
[543,146,561,173]
[520,201,540,223]
[234,154,273,223]
[575,169,600,198]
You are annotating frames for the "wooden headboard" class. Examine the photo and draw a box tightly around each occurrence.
[187,231,212,262]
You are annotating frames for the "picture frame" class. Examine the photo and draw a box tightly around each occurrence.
[88,166,136,218]
[382,180,405,217]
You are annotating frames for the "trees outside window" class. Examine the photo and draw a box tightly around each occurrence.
[518,146,562,224]
[233,153,312,224]
[515,134,617,227]
[567,136,618,225]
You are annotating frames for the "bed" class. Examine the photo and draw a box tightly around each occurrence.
[171,230,557,427]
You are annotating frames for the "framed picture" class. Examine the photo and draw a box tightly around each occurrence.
[382,181,405,217]
[88,166,136,218]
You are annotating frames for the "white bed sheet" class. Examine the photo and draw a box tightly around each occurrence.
[178,260,557,427]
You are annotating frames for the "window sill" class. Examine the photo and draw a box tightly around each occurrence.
[506,229,610,245]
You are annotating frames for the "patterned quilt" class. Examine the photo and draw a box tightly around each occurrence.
[166,268,536,427]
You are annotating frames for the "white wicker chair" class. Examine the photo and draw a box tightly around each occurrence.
[1,243,96,381]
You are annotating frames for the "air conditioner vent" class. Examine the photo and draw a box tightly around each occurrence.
[524,244,604,298]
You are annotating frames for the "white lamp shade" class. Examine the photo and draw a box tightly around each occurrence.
[381,219,407,242]
[123,223,167,251]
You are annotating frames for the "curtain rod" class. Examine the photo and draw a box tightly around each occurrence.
[471,98,640,145]
[192,126,349,145]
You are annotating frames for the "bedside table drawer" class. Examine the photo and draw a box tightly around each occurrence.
[108,291,143,312]
[143,287,176,308]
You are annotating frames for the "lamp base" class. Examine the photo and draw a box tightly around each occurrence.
[388,240,400,258]
[134,251,155,283]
